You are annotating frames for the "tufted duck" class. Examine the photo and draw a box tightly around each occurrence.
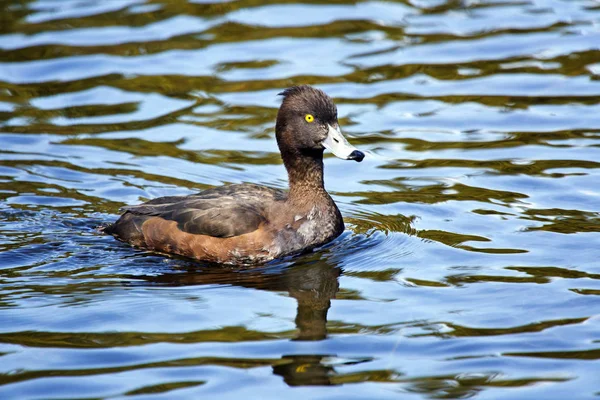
[103,85,364,265]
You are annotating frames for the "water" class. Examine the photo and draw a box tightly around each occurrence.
[1,0,600,398]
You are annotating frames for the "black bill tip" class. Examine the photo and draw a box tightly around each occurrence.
[348,150,365,162]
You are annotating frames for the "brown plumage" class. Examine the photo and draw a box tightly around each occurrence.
[103,85,364,265]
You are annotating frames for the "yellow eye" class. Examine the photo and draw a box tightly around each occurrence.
[305,114,314,123]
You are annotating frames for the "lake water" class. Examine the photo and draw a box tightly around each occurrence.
[1,0,600,398]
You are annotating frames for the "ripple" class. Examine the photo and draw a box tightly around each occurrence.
[0,16,213,50]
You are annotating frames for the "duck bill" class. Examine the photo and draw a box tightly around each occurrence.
[322,124,365,162]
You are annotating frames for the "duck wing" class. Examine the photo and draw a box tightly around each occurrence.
[119,183,286,238]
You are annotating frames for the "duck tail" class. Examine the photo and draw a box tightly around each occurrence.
[98,223,116,235]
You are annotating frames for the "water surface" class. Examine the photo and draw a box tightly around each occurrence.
[1,0,600,398]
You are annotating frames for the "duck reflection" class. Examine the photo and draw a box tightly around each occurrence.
[273,354,335,386]
[132,259,341,385]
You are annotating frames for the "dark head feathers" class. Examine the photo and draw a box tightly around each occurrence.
[278,85,337,122]
[278,85,312,98]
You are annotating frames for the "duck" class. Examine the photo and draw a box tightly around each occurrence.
[103,85,364,265]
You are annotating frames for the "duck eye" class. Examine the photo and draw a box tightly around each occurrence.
[305,114,314,123]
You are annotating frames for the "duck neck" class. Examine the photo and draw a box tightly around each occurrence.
[282,148,328,203]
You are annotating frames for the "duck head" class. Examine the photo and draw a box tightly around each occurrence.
[275,85,364,162]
